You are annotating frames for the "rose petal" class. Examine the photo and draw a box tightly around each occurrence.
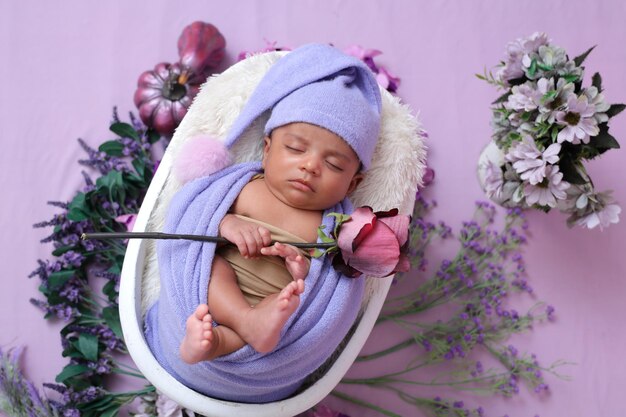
[373,207,399,218]
[115,214,137,232]
[332,252,362,278]
[379,214,410,246]
[352,218,375,251]
[337,206,375,256]
[344,221,400,277]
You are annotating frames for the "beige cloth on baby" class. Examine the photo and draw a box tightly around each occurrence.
[216,215,311,306]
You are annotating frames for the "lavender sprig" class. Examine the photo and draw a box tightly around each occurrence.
[0,346,61,417]
[335,198,569,417]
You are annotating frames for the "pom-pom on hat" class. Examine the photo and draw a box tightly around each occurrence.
[174,43,382,183]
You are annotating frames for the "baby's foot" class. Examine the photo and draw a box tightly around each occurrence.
[241,280,305,353]
[180,304,217,364]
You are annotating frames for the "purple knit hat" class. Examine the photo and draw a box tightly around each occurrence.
[175,44,383,183]
[227,43,382,170]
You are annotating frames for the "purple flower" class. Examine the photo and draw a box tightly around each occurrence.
[523,165,569,208]
[536,77,576,123]
[422,339,432,352]
[63,409,80,417]
[576,201,621,230]
[61,251,84,268]
[555,94,599,144]
[344,45,400,92]
[505,82,541,112]
[421,167,435,187]
[496,32,550,84]
[482,160,520,206]
[583,86,610,123]
[505,136,561,185]
[375,65,400,93]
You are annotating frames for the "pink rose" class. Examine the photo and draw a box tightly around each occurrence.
[115,214,137,232]
[334,207,410,278]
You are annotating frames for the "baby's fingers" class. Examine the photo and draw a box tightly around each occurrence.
[233,232,258,258]
[260,242,294,258]
[258,226,272,247]
[260,245,279,257]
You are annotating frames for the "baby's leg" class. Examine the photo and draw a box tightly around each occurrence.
[180,256,246,364]
[209,256,305,353]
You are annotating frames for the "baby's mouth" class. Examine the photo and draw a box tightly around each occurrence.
[290,178,315,192]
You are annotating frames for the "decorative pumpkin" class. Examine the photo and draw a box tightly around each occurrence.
[133,62,199,136]
[133,22,226,136]
[177,21,226,79]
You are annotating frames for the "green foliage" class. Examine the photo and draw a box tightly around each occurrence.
[572,45,596,67]
[29,113,164,415]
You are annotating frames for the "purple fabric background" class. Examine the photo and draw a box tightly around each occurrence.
[1,1,624,416]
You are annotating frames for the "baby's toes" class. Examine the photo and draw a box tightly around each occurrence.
[194,304,210,320]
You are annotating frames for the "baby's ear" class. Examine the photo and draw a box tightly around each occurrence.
[347,172,364,195]
[262,136,271,169]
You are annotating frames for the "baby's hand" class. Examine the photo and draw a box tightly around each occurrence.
[219,214,272,258]
[261,242,310,281]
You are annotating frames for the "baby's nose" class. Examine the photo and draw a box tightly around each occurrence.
[302,156,321,174]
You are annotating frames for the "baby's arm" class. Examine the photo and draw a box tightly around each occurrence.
[219,214,272,258]
[260,242,309,282]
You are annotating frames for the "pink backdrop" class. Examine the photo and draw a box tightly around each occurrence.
[1,1,625,416]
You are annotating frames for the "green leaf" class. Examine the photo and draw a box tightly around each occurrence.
[316,227,334,243]
[527,59,537,78]
[110,122,139,141]
[102,306,123,339]
[67,192,90,221]
[48,270,75,290]
[589,129,620,152]
[132,158,145,177]
[100,405,120,417]
[147,129,161,144]
[562,73,580,83]
[606,104,626,118]
[491,91,511,105]
[67,209,89,222]
[551,125,559,143]
[591,72,602,92]
[558,158,587,185]
[107,262,122,275]
[102,279,118,303]
[78,395,114,411]
[541,90,557,103]
[99,140,125,157]
[536,62,553,71]
[77,333,99,362]
[55,364,91,383]
[39,283,50,296]
[52,245,74,257]
[573,45,596,67]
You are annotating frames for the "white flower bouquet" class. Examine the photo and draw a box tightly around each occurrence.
[478,32,623,229]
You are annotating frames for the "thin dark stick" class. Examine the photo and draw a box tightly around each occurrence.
[81,232,336,249]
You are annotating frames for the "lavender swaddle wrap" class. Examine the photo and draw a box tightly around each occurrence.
[144,161,365,402]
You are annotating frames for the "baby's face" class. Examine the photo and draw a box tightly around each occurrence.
[262,122,363,211]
